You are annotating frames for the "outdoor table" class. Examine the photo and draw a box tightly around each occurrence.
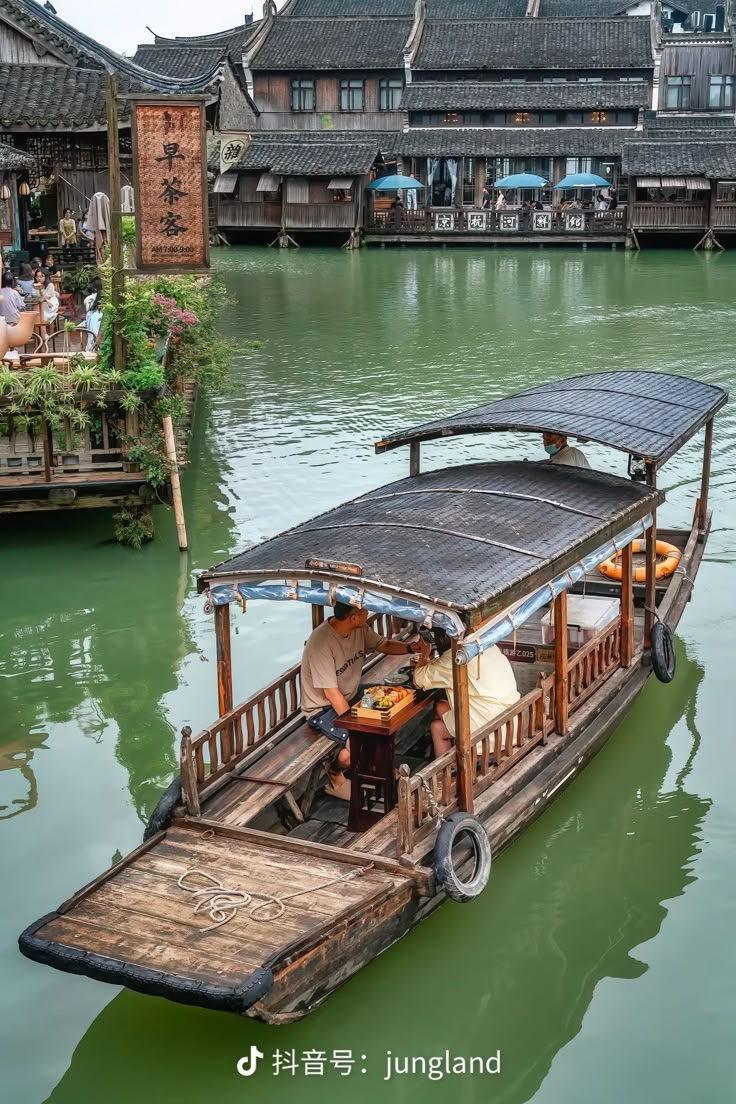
[335,692,433,833]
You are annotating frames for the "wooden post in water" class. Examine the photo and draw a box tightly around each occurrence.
[162,413,188,551]
[451,639,474,813]
[409,441,421,477]
[698,418,713,542]
[644,461,657,649]
[106,74,125,375]
[42,421,53,483]
[553,591,569,736]
[620,540,635,668]
[214,603,234,762]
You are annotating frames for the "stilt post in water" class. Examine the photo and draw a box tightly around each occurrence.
[162,413,188,551]
[451,639,474,813]
[554,591,569,736]
[409,441,421,477]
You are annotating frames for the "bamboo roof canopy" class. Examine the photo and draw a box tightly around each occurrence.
[199,461,662,620]
[375,371,728,467]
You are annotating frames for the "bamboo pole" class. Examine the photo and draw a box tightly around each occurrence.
[553,591,569,736]
[451,639,474,813]
[162,413,188,551]
[106,74,125,374]
[214,603,234,763]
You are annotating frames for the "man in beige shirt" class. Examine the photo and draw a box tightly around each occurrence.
[302,602,429,794]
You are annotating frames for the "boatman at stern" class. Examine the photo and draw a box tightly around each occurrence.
[301,603,430,798]
[542,432,590,469]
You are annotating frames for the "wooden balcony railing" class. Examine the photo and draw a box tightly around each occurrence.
[368,207,627,236]
[711,203,736,228]
[396,684,552,855]
[180,611,409,813]
[567,616,622,714]
[630,202,707,230]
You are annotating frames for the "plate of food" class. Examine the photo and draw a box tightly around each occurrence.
[351,685,415,722]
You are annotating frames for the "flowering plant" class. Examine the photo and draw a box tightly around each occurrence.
[150,293,200,338]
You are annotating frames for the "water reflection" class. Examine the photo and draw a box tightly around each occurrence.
[45,640,707,1104]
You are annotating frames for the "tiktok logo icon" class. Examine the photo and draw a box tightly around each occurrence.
[236,1045,264,1077]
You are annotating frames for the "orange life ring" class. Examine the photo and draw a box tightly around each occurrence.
[597,539,681,583]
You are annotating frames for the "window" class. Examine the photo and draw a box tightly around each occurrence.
[665,76,691,109]
[591,110,608,124]
[379,78,403,111]
[566,158,592,175]
[515,111,531,125]
[703,13,715,29]
[443,112,461,125]
[340,79,364,112]
[708,74,734,109]
[291,79,315,112]
[578,76,603,83]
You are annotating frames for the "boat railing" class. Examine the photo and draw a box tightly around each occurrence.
[397,685,550,855]
[567,616,622,714]
[180,612,409,811]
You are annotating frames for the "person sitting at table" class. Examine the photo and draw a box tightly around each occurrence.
[0,271,26,324]
[541,431,590,468]
[33,268,59,325]
[301,602,430,798]
[412,629,520,760]
[45,252,59,275]
[17,265,34,298]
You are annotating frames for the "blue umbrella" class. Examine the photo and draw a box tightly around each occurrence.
[554,173,610,189]
[367,174,424,190]
[494,172,548,189]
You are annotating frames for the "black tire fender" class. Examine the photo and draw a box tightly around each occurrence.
[650,622,676,684]
[143,777,182,841]
[433,811,492,903]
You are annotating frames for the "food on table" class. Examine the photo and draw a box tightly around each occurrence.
[359,685,412,710]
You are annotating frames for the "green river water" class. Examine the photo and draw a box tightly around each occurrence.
[1,247,734,1104]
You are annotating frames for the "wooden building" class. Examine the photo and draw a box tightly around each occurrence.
[0,0,254,253]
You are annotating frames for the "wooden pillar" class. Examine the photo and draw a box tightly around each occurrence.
[644,462,657,649]
[42,421,53,483]
[106,74,124,374]
[451,640,474,813]
[620,540,635,668]
[312,604,325,630]
[553,591,569,736]
[697,418,713,541]
[162,414,188,551]
[409,441,420,476]
[214,603,234,759]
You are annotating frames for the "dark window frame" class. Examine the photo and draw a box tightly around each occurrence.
[708,74,734,109]
[379,78,403,111]
[665,75,692,110]
[339,78,364,112]
[291,78,316,112]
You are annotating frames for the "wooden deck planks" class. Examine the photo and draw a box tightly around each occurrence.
[203,777,289,826]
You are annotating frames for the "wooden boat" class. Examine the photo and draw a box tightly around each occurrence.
[19,370,727,1024]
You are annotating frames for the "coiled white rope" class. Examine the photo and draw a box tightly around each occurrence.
[178,865,374,932]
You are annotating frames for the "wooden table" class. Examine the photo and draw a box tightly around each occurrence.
[335,695,432,833]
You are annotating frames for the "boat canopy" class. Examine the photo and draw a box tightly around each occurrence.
[375,371,728,468]
[199,461,662,629]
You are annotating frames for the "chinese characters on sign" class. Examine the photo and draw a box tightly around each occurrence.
[499,213,519,232]
[532,212,552,231]
[133,102,208,270]
[433,212,456,231]
[564,213,585,232]
[219,133,251,175]
[466,212,488,231]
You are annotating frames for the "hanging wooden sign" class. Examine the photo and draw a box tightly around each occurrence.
[131,98,209,272]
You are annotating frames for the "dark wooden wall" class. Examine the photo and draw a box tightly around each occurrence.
[660,43,735,109]
[252,71,405,131]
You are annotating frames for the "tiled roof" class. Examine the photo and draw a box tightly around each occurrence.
[394,126,629,156]
[252,16,413,68]
[403,80,649,110]
[286,0,527,13]
[643,112,736,131]
[0,0,224,93]
[133,44,228,79]
[622,140,736,177]
[0,140,32,171]
[0,65,150,127]
[538,0,630,14]
[238,134,380,174]
[415,17,654,69]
